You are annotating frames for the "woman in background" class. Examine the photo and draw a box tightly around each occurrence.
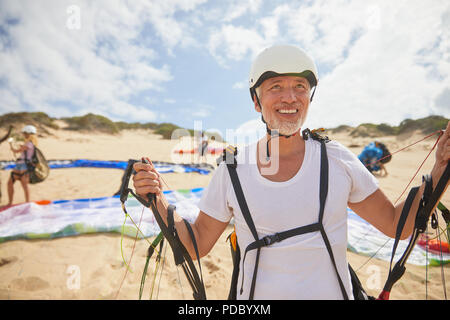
[6,125,37,206]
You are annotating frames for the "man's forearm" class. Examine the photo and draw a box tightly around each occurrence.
[154,194,199,260]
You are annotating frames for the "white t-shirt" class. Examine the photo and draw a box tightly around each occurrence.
[198,138,379,300]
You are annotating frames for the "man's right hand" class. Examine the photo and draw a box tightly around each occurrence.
[132,157,163,198]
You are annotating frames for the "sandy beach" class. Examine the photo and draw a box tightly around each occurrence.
[0,125,448,300]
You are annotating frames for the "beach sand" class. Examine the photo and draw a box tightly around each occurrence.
[0,126,448,300]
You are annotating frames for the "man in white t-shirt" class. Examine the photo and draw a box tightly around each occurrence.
[133,45,450,299]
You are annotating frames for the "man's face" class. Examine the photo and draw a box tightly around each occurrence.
[255,75,311,136]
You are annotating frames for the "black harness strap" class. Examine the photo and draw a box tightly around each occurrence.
[245,223,321,253]
[228,167,259,241]
[227,165,261,298]
[317,140,349,300]
[225,132,349,300]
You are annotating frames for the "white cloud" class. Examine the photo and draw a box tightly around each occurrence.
[0,88,21,113]
[0,0,178,122]
[192,108,211,118]
[206,0,450,129]
[206,3,291,67]
[222,0,263,22]
[281,0,371,69]
[176,103,215,121]
[208,25,267,68]
[191,104,215,119]
[308,1,450,128]
[139,0,208,51]
[164,98,176,104]
[1,0,448,131]
[232,80,247,89]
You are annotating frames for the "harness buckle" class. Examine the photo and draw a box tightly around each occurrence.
[262,233,280,246]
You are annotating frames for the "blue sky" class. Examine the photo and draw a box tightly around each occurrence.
[0,0,449,142]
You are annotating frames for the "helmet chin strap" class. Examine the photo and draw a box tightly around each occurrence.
[264,126,298,161]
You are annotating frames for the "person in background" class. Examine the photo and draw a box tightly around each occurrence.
[197,131,209,163]
[6,125,37,206]
[358,141,388,176]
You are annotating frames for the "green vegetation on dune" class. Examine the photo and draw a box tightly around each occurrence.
[0,112,221,141]
[0,112,446,141]
[397,116,448,135]
[0,112,58,131]
[0,112,59,139]
[61,113,120,134]
[330,115,448,138]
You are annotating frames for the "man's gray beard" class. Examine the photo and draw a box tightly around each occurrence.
[261,101,306,136]
[269,118,303,136]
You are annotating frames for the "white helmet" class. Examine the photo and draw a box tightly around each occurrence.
[249,45,318,100]
[22,125,37,134]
